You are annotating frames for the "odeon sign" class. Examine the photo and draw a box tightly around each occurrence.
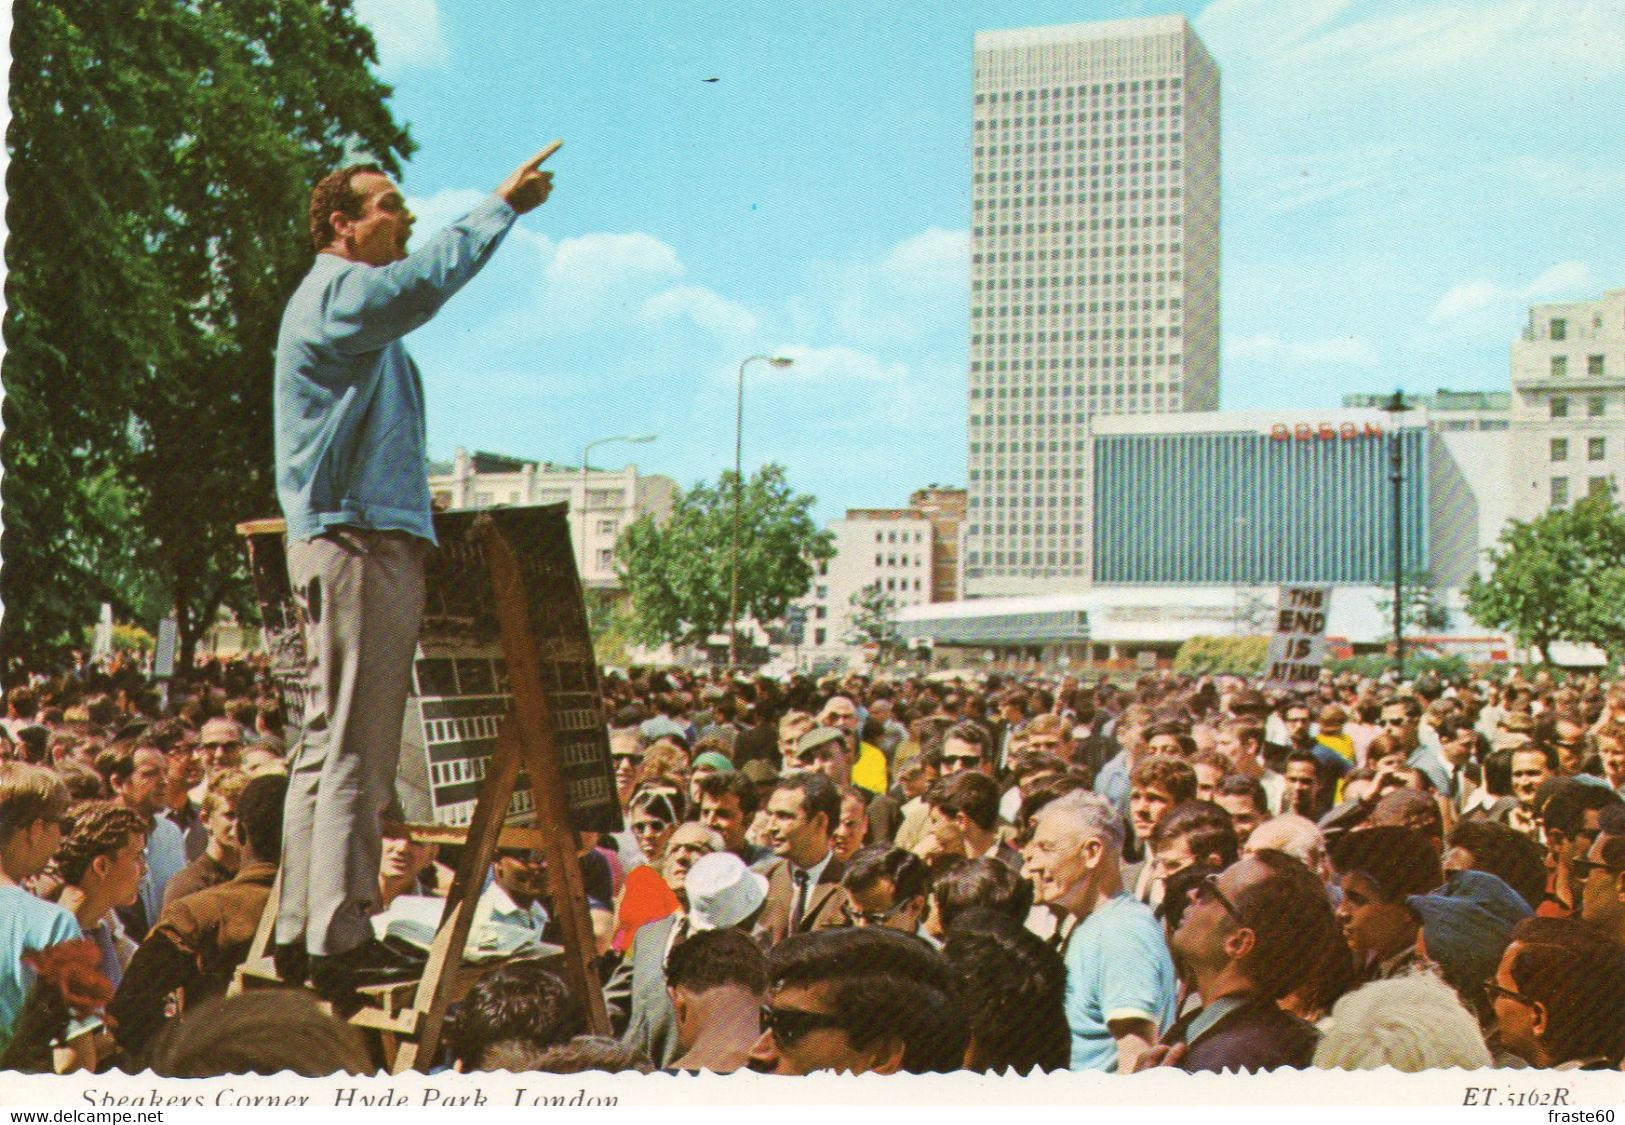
[1267,421,1385,442]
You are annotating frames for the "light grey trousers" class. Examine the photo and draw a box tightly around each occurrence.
[278,527,427,956]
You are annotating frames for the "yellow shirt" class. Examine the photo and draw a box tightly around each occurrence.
[852,741,888,796]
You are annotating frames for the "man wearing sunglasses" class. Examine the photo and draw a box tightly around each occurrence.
[748,927,966,1075]
[1151,852,1334,1072]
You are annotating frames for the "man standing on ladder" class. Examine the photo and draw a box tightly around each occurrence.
[272,142,560,1004]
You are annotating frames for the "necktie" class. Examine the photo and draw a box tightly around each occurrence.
[789,868,810,933]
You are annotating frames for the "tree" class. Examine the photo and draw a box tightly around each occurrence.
[1173,635,1269,677]
[845,583,902,665]
[1465,492,1625,664]
[616,464,835,649]
[5,0,413,674]
[1374,569,1450,635]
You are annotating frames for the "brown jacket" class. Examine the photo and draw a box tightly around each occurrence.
[754,854,848,947]
[109,861,276,1060]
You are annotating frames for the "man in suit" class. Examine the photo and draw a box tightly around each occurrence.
[755,772,849,946]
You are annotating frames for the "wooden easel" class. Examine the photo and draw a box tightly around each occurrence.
[232,514,611,1072]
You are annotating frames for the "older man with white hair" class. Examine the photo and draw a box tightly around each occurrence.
[1244,814,1334,885]
[1021,789,1177,1072]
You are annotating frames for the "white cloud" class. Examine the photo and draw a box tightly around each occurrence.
[878,228,969,294]
[352,0,450,70]
[642,286,758,338]
[1228,333,1379,366]
[545,232,684,289]
[1428,261,1595,322]
[1199,0,1625,86]
[1247,144,1403,215]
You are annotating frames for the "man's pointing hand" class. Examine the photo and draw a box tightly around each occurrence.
[498,141,561,214]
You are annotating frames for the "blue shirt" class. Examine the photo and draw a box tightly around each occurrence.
[141,815,188,928]
[0,886,83,1054]
[274,195,518,544]
[1064,891,1178,1072]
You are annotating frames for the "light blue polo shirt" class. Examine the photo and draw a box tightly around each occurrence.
[1064,890,1178,1072]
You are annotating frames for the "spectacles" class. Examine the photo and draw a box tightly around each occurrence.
[1482,978,1535,1008]
[1380,717,1410,728]
[1192,872,1244,922]
[941,755,982,767]
[760,1004,848,1047]
[1569,858,1625,881]
[841,900,909,927]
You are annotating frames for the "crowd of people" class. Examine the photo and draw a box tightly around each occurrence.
[3,654,1625,1078]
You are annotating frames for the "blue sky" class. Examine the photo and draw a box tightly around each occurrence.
[354,0,1624,523]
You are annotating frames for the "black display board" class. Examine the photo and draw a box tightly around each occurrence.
[239,505,622,834]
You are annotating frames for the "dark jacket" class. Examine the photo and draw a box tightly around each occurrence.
[1168,993,1320,1074]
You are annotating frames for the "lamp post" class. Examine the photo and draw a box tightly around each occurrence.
[730,354,794,669]
[578,433,656,585]
[1380,390,1412,680]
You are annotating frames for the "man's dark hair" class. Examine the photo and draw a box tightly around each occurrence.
[1150,800,1238,868]
[445,961,582,1072]
[925,770,1000,831]
[1214,773,1268,813]
[146,990,369,1077]
[1533,776,1621,837]
[1481,747,1515,797]
[1368,787,1444,842]
[1513,742,1560,771]
[843,844,929,903]
[1130,756,1197,803]
[766,927,966,1074]
[55,801,149,887]
[1231,849,1342,1001]
[1285,747,1321,772]
[774,770,840,835]
[1505,916,1625,1065]
[1328,825,1442,901]
[1447,819,1547,911]
[697,770,759,818]
[941,720,992,761]
[664,927,766,997]
[236,772,288,862]
[308,163,386,252]
[930,856,1033,932]
[941,910,1069,1075]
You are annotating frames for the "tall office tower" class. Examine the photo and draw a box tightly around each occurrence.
[964,15,1219,597]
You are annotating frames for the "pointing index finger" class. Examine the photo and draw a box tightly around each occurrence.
[528,140,563,169]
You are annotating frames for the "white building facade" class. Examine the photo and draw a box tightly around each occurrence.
[795,510,934,670]
[966,15,1220,597]
[1510,288,1625,520]
[427,448,678,591]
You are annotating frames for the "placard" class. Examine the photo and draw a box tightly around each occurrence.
[1264,585,1331,686]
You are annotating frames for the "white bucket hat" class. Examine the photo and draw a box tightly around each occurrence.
[684,852,770,931]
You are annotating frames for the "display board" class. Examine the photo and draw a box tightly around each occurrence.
[238,504,622,834]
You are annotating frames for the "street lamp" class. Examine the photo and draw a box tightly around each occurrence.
[1380,390,1412,680]
[730,354,794,669]
[578,433,657,584]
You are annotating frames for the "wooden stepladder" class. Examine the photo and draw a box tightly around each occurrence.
[232,509,618,1072]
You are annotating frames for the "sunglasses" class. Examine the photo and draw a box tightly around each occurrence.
[840,900,909,927]
[941,754,982,767]
[760,1004,848,1047]
[1191,872,1243,922]
[1380,717,1410,727]
[1482,978,1535,1008]
[1569,858,1625,881]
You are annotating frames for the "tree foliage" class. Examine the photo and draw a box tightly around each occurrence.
[4,0,413,675]
[1464,492,1625,664]
[844,583,903,664]
[615,464,835,648]
[1172,635,1269,677]
[1373,569,1451,635]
